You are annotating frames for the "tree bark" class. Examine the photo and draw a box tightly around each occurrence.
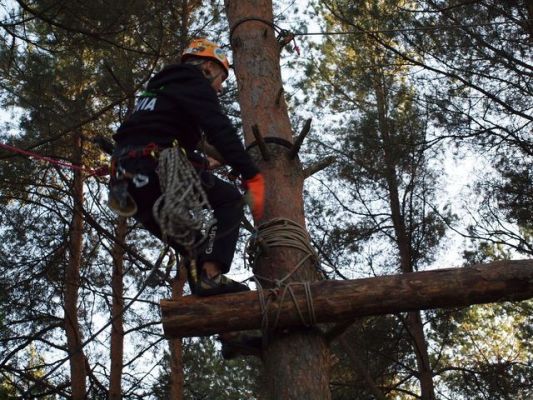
[168,264,187,400]
[224,1,331,398]
[109,217,126,400]
[161,259,533,336]
[64,132,87,399]
[375,77,435,400]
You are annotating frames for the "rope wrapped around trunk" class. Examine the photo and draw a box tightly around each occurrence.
[245,218,323,337]
[152,147,215,252]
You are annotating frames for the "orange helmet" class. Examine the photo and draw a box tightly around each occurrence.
[181,38,230,78]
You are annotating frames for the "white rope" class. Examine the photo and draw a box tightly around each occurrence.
[245,218,320,276]
[245,218,322,337]
[152,147,215,251]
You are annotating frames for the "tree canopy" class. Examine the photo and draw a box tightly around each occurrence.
[0,0,530,398]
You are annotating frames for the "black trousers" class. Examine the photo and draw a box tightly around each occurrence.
[119,156,244,274]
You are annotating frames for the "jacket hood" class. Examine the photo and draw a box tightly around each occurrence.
[148,64,204,88]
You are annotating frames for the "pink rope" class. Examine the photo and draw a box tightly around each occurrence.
[0,142,108,176]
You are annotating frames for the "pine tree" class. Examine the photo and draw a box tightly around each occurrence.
[153,337,260,400]
[0,0,206,397]
[430,245,533,399]
[301,1,453,397]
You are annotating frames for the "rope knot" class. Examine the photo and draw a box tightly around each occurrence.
[247,218,322,341]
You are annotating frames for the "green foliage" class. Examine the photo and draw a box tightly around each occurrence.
[183,338,260,400]
[428,240,533,400]
[429,302,533,400]
[301,0,531,399]
[0,0,214,397]
[468,159,533,257]
[0,1,257,398]
[330,316,414,399]
[0,345,58,399]
[152,337,260,400]
[0,378,16,400]
[497,166,533,231]
[302,2,451,398]
[304,0,451,276]
[412,1,532,255]
[0,0,530,398]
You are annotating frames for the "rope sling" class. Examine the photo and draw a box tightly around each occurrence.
[153,147,215,252]
[245,218,323,338]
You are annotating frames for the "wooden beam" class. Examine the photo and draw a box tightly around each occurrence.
[160,259,533,338]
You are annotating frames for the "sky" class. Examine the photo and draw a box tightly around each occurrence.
[0,1,529,397]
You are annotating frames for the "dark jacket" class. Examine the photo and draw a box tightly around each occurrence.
[113,64,259,180]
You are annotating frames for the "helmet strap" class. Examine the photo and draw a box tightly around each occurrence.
[200,62,223,84]
[183,58,205,66]
[184,58,225,88]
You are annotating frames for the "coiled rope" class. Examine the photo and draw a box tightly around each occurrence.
[152,147,215,252]
[246,218,321,336]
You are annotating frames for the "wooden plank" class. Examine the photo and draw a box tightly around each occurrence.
[160,259,533,338]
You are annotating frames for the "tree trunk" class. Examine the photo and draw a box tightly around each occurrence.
[109,217,126,399]
[64,132,87,399]
[339,335,388,400]
[375,79,435,400]
[177,0,200,51]
[166,4,195,395]
[224,1,331,398]
[405,312,434,399]
[168,264,187,400]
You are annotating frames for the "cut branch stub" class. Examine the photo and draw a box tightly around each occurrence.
[288,118,312,159]
[275,87,284,106]
[303,156,336,178]
[251,124,271,161]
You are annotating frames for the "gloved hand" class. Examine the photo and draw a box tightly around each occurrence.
[243,173,265,220]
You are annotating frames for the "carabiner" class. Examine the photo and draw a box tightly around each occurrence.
[132,173,149,188]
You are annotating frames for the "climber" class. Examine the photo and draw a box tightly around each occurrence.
[109,38,265,296]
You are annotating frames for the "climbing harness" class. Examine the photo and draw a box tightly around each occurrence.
[108,143,161,217]
[108,142,215,253]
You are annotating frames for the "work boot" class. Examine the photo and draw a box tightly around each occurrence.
[195,271,250,296]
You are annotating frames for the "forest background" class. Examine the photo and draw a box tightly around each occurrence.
[0,0,531,399]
